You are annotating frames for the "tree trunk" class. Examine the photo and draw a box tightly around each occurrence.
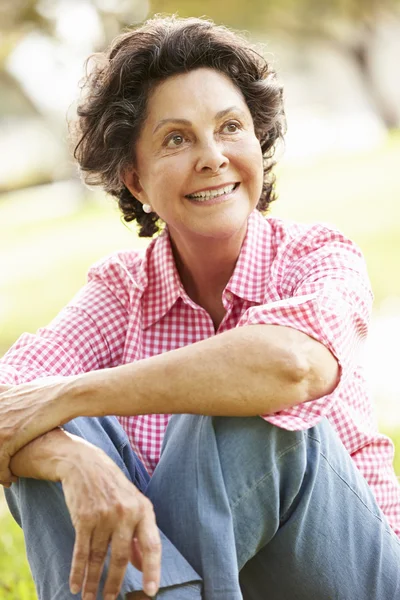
[344,21,399,130]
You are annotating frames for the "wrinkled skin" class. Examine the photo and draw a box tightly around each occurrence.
[0,378,74,485]
[0,381,161,598]
[60,445,161,599]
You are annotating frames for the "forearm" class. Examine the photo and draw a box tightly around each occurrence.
[10,428,95,481]
[75,324,339,418]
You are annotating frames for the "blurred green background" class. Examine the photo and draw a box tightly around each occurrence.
[1,0,400,597]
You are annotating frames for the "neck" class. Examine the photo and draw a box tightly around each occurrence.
[170,227,247,309]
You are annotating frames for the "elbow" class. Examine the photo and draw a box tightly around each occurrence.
[298,352,340,403]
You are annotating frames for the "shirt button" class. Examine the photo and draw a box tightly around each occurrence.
[225,291,233,301]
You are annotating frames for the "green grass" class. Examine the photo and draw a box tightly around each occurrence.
[0,500,36,600]
[0,133,400,596]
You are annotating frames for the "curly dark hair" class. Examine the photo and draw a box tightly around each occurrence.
[71,15,286,237]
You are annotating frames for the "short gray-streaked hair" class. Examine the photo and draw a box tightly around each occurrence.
[71,15,286,237]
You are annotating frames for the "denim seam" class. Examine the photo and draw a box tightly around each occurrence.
[318,449,399,537]
[229,438,305,511]
[306,434,400,542]
[118,440,129,454]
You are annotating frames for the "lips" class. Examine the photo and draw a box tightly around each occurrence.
[186,182,239,200]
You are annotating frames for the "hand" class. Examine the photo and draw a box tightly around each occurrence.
[0,377,76,486]
[59,445,161,600]
[0,385,18,487]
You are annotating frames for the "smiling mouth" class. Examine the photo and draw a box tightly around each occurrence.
[185,182,239,201]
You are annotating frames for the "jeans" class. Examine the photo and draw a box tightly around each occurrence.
[5,414,400,599]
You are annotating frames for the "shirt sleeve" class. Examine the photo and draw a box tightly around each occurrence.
[237,224,373,430]
[0,251,142,385]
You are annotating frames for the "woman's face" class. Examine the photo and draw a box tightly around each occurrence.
[125,67,264,247]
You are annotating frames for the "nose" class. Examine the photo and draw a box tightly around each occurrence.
[194,138,229,173]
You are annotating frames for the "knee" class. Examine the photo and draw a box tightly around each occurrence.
[211,415,306,465]
[164,414,308,475]
[208,416,312,511]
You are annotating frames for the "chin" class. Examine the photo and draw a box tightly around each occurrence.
[195,210,250,241]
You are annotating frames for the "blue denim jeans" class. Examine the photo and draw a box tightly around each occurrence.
[5,414,400,599]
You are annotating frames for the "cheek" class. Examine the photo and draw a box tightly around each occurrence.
[235,139,263,183]
[151,158,189,193]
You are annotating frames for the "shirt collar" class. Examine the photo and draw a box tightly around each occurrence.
[141,210,270,328]
[141,229,192,329]
[225,210,270,304]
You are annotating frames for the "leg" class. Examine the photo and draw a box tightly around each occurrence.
[146,415,400,600]
[5,416,202,600]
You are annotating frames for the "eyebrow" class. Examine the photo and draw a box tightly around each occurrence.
[152,106,246,135]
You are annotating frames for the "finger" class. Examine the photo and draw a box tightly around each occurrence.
[0,464,14,485]
[135,507,162,598]
[0,471,17,488]
[70,526,92,595]
[82,527,111,599]
[130,537,143,571]
[103,527,134,600]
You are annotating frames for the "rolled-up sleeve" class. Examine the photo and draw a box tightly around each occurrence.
[0,251,141,385]
[237,225,373,429]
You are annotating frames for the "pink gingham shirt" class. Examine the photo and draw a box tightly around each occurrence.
[1,210,400,535]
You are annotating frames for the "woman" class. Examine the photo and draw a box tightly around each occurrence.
[1,14,400,600]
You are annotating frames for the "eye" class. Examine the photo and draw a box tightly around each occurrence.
[165,133,185,148]
[222,121,241,134]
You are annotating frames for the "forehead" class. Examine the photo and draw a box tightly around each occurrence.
[145,68,248,122]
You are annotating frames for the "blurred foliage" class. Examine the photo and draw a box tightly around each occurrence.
[0,0,52,68]
[149,0,400,127]
[150,0,400,31]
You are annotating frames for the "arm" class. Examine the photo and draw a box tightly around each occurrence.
[0,226,366,475]
[66,225,368,422]
[0,321,338,457]
[0,253,132,483]
[73,323,339,419]
[10,428,161,599]
[0,257,131,386]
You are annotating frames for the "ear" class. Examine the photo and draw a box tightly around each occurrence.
[122,167,144,200]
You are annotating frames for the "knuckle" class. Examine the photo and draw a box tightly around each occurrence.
[103,504,116,519]
[89,549,107,564]
[94,507,109,522]
[139,496,154,515]
[114,500,131,518]
[142,536,162,554]
[120,494,142,513]
[73,550,88,564]
[76,510,94,524]
[112,552,129,568]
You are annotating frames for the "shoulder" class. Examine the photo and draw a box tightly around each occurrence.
[88,249,146,285]
[265,216,365,264]
[85,248,148,311]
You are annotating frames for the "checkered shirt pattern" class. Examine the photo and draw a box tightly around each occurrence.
[1,210,400,536]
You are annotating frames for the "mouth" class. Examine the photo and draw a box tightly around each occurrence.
[185,182,240,202]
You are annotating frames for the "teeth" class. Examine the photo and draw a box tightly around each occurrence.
[188,183,236,200]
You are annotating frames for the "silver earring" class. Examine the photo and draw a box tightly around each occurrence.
[142,204,152,214]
